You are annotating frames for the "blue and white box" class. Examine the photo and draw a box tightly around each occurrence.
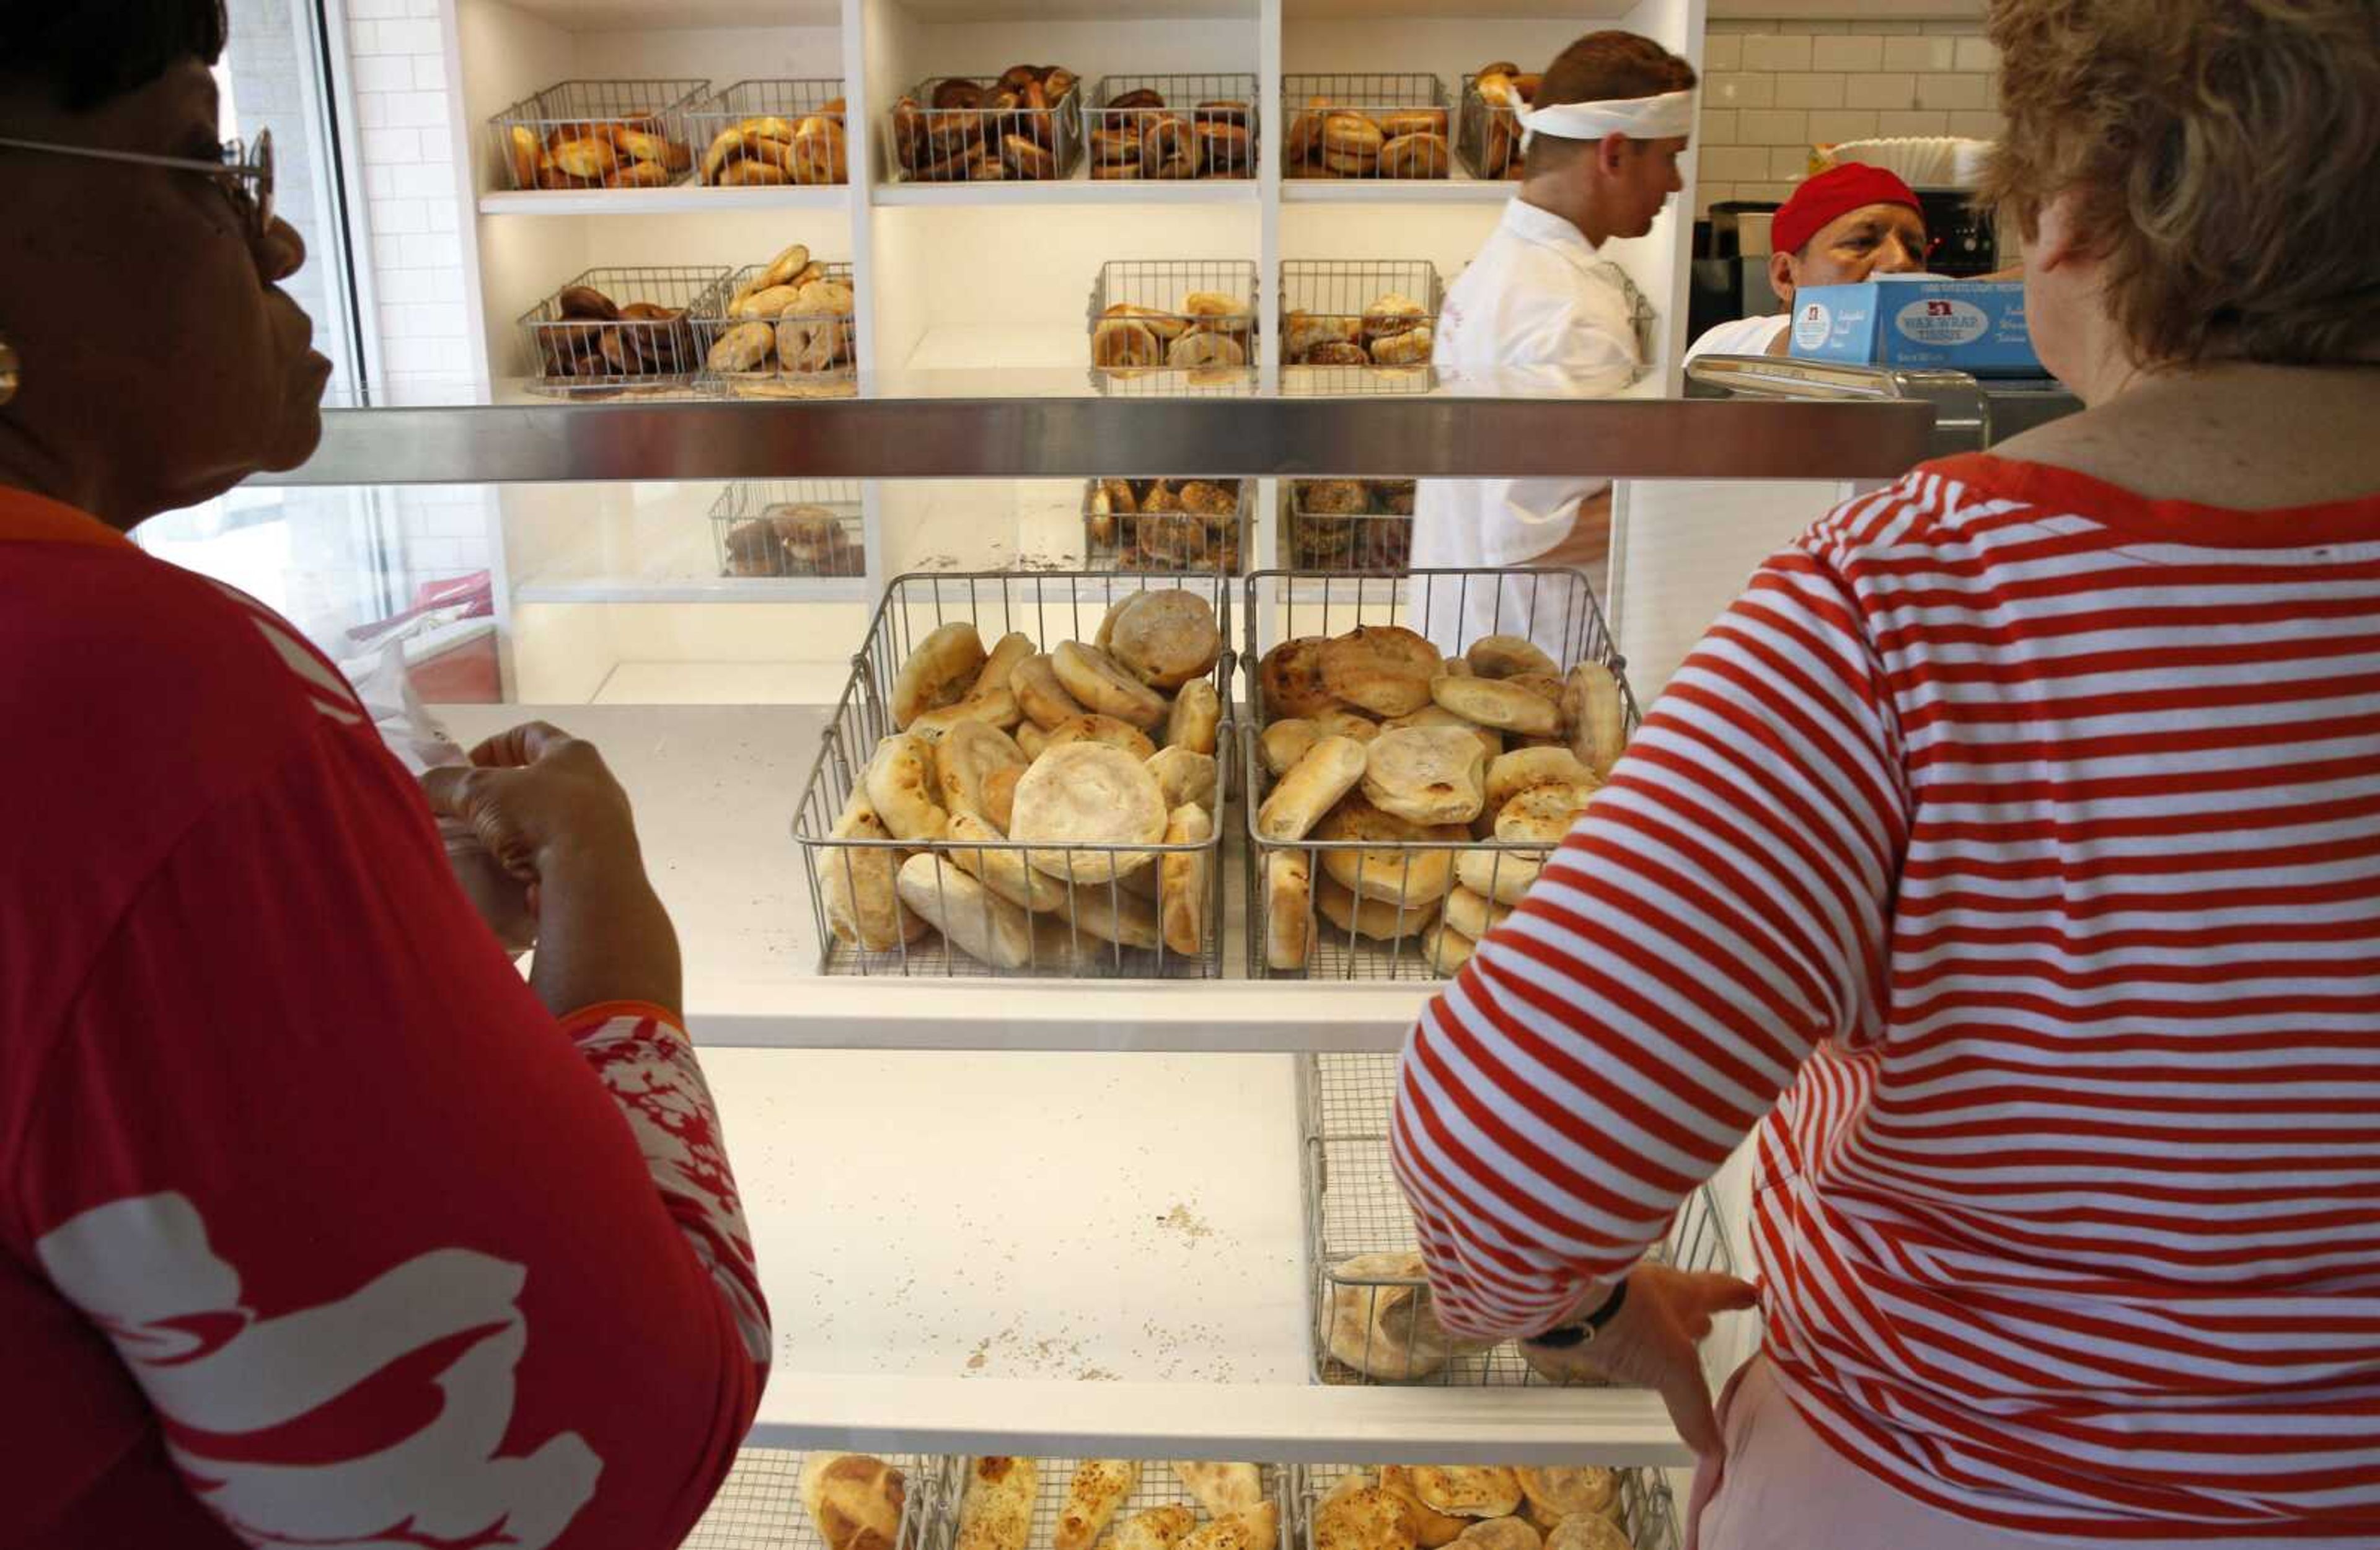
[1789,276,2041,375]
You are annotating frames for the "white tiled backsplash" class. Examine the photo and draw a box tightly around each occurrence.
[1696,17,2003,219]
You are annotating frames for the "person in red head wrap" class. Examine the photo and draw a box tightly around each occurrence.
[1687,161,1928,358]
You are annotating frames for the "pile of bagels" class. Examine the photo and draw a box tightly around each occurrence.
[1289,480,1416,571]
[1094,290,1257,373]
[504,110,694,192]
[891,65,1080,182]
[696,102,847,187]
[1284,294,1432,369]
[1091,87,1254,180]
[532,280,696,382]
[1088,478,1243,573]
[703,241,855,379]
[824,589,1226,972]
[1285,98,1450,179]
[958,1460,1277,1550]
[1315,1467,1633,1550]
[1252,626,1626,974]
[1467,63,1542,179]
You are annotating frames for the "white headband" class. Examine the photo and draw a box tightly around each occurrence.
[1515,89,1696,149]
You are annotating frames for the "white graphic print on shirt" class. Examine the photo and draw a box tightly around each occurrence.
[36,1192,601,1549]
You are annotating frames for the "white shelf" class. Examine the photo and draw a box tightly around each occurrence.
[905,322,1093,372]
[875,177,1263,208]
[712,1045,1693,1463]
[431,703,1440,1049]
[511,576,873,604]
[478,185,855,218]
[1280,177,1517,203]
[487,0,842,28]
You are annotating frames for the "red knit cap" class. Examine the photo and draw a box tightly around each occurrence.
[1770,162,1924,257]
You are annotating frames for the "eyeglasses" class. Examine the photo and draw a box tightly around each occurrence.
[0,128,274,241]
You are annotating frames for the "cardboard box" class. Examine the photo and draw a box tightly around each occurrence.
[1788,276,2040,375]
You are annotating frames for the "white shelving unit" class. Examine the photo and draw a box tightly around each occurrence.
[447,0,1706,703]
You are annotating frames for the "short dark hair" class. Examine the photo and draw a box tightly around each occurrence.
[0,0,227,113]
[1523,30,1698,177]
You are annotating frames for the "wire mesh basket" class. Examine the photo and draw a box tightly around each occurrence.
[1280,482,1415,571]
[1279,261,1442,385]
[711,480,866,579]
[944,1460,1294,1550]
[692,260,858,390]
[1302,1052,1734,1390]
[685,79,849,187]
[489,79,707,191]
[889,71,1086,183]
[1296,1464,1678,1550]
[520,265,730,395]
[1454,73,1530,181]
[1280,75,1450,180]
[684,1450,953,1550]
[1090,260,1261,392]
[1240,568,1639,981]
[793,570,1233,980]
[1082,478,1251,573]
[1086,74,1261,180]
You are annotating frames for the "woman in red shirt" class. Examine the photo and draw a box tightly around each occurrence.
[0,6,767,1546]
[1392,1,2380,1544]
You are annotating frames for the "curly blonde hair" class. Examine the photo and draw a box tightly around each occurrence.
[1980,0,2379,366]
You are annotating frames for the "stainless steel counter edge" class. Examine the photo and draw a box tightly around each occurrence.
[253,395,1937,485]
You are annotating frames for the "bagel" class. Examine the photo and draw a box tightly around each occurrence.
[1059,876,1165,949]
[1145,746,1218,811]
[1316,868,1438,940]
[891,621,986,728]
[1362,724,1488,825]
[1321,112,1384,157]
[1321,625,1442,717]
[1370,325,1434,366]
[1411,1468,1520,1520]
[1468,633,1558,679]
[1010,742,1168,884]
[1256,735,1370,842]
[1316,795,1463,905]
[1455,846,1543,905]
[1168,330,1246,370]
[1514,1468,1616,1526]
[979,765,1021,832]
[1377,1469,1468,1550]
[1542,1519,1629,1550]
[1053,641,1169,729]
[1159,803,1212,956]
[1363,293,1430,341]
[1313,708,1384,745]
[1431,673,1561,736]
[1313,1479,1419,1550]
[1042,712,1158,762]
[1106,590,1222,689]
[863,733,948,841]
[1441,884,1513,942]
[1497,781,1598,844]
[1484,746,1597,813]
[946,811,1069,912]
[1094,318,1162,368]
[1377,131,1448,178]
[1425,922,1478,975]
[1260,718,1322,777]
[1322,1254,1461,1381]
[1164,678,1221,755]
[973,630,1037,697]
[1014,651,1088,728]
[1379,108,1448,138]
[822,798,920,951]
[1264,852,1314,970]
[1450,1515,1533,1550]
[907,688,1021,740]
[1385,703,1502,765]
[1016,721,1051,759]
[936,720,1029,827]
[1563,661,1628,776]
[897,853,1033,970]
[1259,637,1347,721]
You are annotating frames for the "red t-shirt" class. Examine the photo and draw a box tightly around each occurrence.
[0,490,770,1547]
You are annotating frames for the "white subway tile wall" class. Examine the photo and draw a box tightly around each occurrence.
[1695,18,2002,220]
[344,2,493,588]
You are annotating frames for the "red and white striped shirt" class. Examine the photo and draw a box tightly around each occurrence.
[1391,455,2380,1540]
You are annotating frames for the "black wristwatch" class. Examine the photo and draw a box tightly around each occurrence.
[1520,1279,1629,1350]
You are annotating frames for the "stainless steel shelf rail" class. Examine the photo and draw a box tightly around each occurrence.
[253,394,1937,487]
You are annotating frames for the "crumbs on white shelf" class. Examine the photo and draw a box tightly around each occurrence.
[1157,1202,1214,1240]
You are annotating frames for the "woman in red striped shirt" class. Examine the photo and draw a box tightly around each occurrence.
[1390,2,2380,1544]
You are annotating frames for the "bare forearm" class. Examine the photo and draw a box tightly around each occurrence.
[530,848,683,1018]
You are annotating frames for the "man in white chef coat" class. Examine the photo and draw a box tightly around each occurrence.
[1414,30,1698,660]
